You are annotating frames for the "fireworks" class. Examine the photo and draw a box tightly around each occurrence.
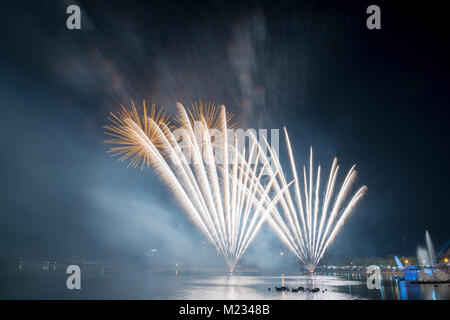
[104,101,286,271]
[103,100,171,168]
[104,101,367,272]
[259,127,368,271]
[180,100,235,130]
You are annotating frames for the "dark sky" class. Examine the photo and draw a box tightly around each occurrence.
[0,0,448,268]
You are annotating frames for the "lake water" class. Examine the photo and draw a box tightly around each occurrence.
[1,266,449,300]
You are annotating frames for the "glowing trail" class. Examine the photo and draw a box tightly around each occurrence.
[104,101,287,271]
[258,127,368,272]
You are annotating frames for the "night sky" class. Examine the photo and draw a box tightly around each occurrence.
[0,1,448,268]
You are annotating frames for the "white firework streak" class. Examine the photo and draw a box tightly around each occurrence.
[119,103,290,271]
[259,127,368,271]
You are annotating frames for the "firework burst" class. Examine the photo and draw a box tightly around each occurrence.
[254,127,368,272]
[179,100,235,130]
[104,101,287,271]
[103,99,171,168]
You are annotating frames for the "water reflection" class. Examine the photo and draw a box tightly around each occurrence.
[1,267,449,299]
[166,273,449,300]
[173,275,361,300]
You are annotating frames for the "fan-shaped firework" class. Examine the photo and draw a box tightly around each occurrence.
[103,100,172,168]
[104,101,288,271]
[180,100,236,130]
[255,127,367,272]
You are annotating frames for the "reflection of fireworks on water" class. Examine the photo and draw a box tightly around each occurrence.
[104,101,286,271]
[260,127,367,272]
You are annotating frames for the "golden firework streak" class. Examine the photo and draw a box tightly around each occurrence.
[103,99,171,168]
[104,101,289,271]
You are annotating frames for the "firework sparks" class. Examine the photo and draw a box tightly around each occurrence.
[104,101,363,272]
[103,99,171,168]
[179,100,236,130]
[256,127,368,272]
[104,101,286,271]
